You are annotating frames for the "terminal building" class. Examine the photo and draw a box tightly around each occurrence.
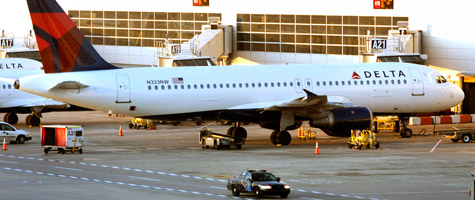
[2,0,475,114]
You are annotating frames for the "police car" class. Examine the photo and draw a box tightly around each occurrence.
[0,122,31,144]
[227,170,290,198]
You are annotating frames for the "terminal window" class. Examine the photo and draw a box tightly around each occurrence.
[70,10,221,47]
[237,14,408,55]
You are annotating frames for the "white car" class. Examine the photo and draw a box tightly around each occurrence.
[0,122,31,144]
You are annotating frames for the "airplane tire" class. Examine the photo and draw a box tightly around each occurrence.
[28,115,41,127]
[232,127,247,139]
[400,128,413,138]
[227,127,235,136]
[270,130,278,145]
[276,131,291,145]
[4,113,18,125]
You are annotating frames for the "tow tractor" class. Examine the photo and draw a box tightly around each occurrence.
[200,128,245,150]
[436,129,475,143]
[347,129,380,149]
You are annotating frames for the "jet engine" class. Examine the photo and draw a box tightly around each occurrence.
[309,107,372,137]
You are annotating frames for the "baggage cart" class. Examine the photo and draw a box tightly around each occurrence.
[41,125,84,154]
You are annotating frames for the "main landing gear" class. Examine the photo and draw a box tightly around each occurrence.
[396,116,413,138]
[3,113,41,126]
[270,130,291,146]
[227,122,248,139]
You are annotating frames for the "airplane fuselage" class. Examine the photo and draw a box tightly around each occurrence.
[17,62,463,120]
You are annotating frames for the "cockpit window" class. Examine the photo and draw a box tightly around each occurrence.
[435,76,448,84]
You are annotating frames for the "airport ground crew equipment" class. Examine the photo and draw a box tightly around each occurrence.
[129,117,156,129]
[298,126,317,140]
[373,116,399,133]
[436,129,475,143]
[199,128,244,150]
[41,125,84,154]
[347,130,380,149]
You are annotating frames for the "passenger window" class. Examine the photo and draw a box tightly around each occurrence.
[283,82,287,87]
[187,85,191,89]
[200,84,204,89]
[168,85,172,90]
[290,82,293,87]
[354,80,357,85]
[8,85,11,89]
[397,80,401,84]
[322,81,326,86]
[264,83,268,87]
[366,80,370,85]
[252,83,255,88]
[379,80,382,85]
[239,83,242,88]
[329,81,332,86]
[335,81,339,86]
[213,84,217,89]
[232,83,236,88]
[148,86,151,90]
[174,85,178,89]
[220,84,223,88]
[361,80,364,85]
[277,82,281,87]
[316,81,320,86]
[347,81,351,85]
[194,84,198,89]
[245,83,249,88]
[181,85,184,89]
[391,80,395,84]
[372,80,376,85]
[258,83,262,87]
[226,84,230,88]
[271,82,274,87]
[403,80,407,84]
[307,81,310,86]
[2,85,4,89]
[296,82,300,87]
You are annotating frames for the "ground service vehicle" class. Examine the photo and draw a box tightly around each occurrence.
[437,129,475,143]
[227,170,290,198]
[41,125,84,154]
[0,122,31,144]
[347,129,380,149]
[200,128,244,150]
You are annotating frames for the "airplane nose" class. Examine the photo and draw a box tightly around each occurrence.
[454,85,465,103]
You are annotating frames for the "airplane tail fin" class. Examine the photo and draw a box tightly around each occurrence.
[27,0,119,73]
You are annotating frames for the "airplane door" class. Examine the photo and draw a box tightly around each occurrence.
[116,75,131,103]
[409,69,424,96]
[304,78,313,91]
[295,78,302,93]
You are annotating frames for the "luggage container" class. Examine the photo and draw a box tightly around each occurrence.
[41,125,84,154]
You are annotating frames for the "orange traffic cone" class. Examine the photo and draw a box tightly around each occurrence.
[314,141,319,155]
[118,124,123,136]
[2,138,7,151]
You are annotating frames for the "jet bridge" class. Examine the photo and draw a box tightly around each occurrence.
[157,17,232,67]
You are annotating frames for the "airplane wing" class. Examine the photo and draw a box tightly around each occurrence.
[0,98,69,109]
[227,89,354,112]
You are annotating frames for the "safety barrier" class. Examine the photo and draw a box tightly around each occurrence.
[410,115,474,125]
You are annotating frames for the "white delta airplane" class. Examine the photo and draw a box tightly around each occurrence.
[0,58,71,126]
[15,0,464,145]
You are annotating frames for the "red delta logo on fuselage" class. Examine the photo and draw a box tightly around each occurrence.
[352,70,406,79]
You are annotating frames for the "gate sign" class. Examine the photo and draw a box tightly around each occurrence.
[0,38,13,47]
[171,45,181,54]
[371,39,387,49]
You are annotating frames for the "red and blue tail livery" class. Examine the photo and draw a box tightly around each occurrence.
[27,0,118,73]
